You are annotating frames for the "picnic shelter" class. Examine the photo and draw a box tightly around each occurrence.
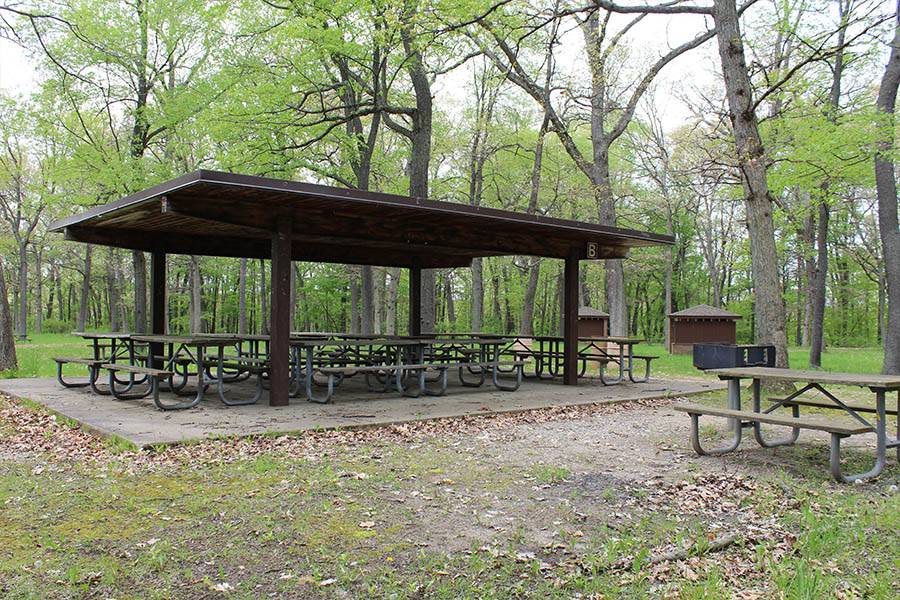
[48,170,674,406]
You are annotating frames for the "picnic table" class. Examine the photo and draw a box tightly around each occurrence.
[290,336,524,403]
[130,334,258,410]
[502,335,656,384]
[53,332,149,395]
[674,367,900,483]
[54,332,526,409]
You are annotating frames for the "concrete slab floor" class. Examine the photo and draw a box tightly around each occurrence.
[0,374,724,448]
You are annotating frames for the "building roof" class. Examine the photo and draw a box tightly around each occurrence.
[578,307,610,318]
[668,304,742,319]
[48,170,674,269]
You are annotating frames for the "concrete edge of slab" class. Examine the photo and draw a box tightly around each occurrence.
[2,383,723,451]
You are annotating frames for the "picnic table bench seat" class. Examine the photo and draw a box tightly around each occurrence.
[101,363,174,403]
[52,357,103,389]
[674,402,874,437]
[201,359,268,374]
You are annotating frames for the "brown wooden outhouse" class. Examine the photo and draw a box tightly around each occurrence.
[578,307,609,338]
[668,304,742,354]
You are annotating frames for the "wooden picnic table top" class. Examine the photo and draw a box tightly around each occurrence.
[428,337,507,345]
[289,338,426,348]
[527,335,644,344]
[708,366,900,390]
[590,336,645,344]
[131,334,242,345]
[71,331,134,340]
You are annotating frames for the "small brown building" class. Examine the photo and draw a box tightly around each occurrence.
[668,304,742,354]
[578,307,610,338]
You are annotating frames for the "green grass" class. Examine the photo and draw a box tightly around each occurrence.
[635,343,886,380]
[2,333,87,379]
[3,333,888,381]
[4,441,898,599]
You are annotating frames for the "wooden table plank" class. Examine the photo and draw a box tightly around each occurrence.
[708,367,900,390]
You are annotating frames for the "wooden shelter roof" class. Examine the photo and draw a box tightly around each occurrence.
[668,304,742,319]
[49,170,673,268]
[578,307,609,318]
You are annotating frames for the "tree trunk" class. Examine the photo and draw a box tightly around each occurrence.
[294,263,309,331]
[34,248,42,335]
[809,200,829,367]
[16,242,27,340]
[57,269,63,321]
[400,3,434,334]
[117,256,129,333]
[259,259,268,335]
[581,12,626,336]
[189,255,203,333]
[444,269,456,326]
[875,14,900,374]
[46,268,55,320]
[879,267,886,347]
[491,264,502,326]
[132,250,147,332]
[520,259,541,336]
[349,266,360,334]
[795,255,802,345]
[714,0,789,368]
[501,265,514,333]
[555,267,564,336]
[802,207,815,346]
[373,268,383,335]
[239,257,248,335]
[471,258,483,331]
[385,267,400,335]
[107,249,120,332]
[0,256,17,371]
[361,265,374,334]
[78,245,92,331]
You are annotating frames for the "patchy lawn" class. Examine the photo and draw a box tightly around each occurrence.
[1,392,899,599]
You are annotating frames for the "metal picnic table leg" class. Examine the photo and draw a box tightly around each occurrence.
[304,346,333,403]
[751,378,799,448]
[689,377,744,456]
[215,346,263,406]
[830,390,887,483]
[627,343,652,383]
[491,346,522,392]
[599,343,625,385]
[154,343,205,410]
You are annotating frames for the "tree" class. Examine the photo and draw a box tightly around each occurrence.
[874,4,900,374]
[0,98,45,341]
[712,0,789,366]
[475,1,714,335]
[0,254,16,371]
[24,0,232,331]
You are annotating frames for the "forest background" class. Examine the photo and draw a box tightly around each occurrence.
[0,0,898,372]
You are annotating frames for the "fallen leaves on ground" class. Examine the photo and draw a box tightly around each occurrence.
[0,392,674,473]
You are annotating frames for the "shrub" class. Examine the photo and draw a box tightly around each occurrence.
[42,318,76,334]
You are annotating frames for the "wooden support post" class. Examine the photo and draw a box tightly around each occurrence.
[149,251,166,368]
[269,219,292,406]
[409,257,422,336]
[563,249,580,385]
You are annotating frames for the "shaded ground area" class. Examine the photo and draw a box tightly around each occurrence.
[0,374,720,447]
